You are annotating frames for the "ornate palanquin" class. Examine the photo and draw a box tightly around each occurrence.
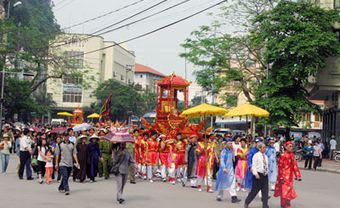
[142,73,204,138]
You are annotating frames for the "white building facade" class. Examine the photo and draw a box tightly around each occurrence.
[134,63,166,93]
[47,34,135,111]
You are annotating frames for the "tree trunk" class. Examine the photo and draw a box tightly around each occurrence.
[285,127,290,141]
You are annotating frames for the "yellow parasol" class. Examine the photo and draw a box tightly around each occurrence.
[225,103,269,118]
[180,103,228,119]
[87,113,100,119]
[57,112,73,117]
[224,103,269,137]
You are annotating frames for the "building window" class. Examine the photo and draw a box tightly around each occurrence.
[140,74,143,78]
[334,29,340,42]
[63,76,82,103]
[314,113,322,122]
[121,74,124,81]
[63,92,82,103]
[335,0,340,9]
[63,51,84,69]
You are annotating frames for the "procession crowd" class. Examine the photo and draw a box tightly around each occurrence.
[0,123,309,208]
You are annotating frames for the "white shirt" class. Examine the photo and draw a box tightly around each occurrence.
[37,146,46,162]
[233,142,240,156]
[330,139,337,150]
[252,152,269,177]
[19,135,32,151]
[274,142,280,153]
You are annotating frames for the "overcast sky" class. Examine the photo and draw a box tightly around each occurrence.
[52,0,233,81]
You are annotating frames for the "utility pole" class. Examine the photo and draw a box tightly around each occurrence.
[0,0,6,132]
[184,48,187,80]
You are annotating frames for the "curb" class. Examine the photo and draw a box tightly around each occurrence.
[298,165,340,174]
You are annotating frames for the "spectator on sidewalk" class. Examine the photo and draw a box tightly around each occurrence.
[304,140,314,170]
[318,139,325,167]
[0,134,12,174]
[313,141,322,171]
[329,136,337,160]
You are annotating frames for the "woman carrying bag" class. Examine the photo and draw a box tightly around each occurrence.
[112,143,134,204]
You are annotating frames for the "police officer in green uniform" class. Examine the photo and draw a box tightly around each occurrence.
[98,128,112,179]
[126,141,136,184]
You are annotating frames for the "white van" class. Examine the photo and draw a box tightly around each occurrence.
[213,128,232,137]
[51,119,66,126]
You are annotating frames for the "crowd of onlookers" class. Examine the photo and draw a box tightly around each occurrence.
[292,135,337,170]
[0,122,337,206]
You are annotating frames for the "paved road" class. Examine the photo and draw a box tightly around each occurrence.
[1,157,339,208]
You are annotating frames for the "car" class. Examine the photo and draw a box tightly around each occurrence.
[213,128,232,137]
[51,119,66,126]
[232,130,246,136]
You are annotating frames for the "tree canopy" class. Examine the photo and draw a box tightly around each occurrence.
[182,0,340,130]
[253,1,340,128]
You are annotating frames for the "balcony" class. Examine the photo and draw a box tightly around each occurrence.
[309,57,340,103]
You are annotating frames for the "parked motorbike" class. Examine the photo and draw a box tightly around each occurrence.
[295,148,304,161]
[333,150,340,162]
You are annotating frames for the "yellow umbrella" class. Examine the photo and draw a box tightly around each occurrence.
[87,113,100,119]
[57,112,73,117]
[225,103,269,137]
[225,103,269,117]
[180,103,228,119]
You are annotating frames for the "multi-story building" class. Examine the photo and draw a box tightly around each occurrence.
[308,0,340,141]
[134,63,166,93]
[46,34,135,113]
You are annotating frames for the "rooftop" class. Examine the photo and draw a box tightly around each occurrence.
[135,63,166,77]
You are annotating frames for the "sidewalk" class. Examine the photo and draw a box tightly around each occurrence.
[298,159,340,174]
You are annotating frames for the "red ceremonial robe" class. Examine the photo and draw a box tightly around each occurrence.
[274,151,301,200]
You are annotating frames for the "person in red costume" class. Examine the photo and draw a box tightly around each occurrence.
[274,141,302,208]
[159,135,169,182]
[140,132,149,180]
[146,131,159,183]
[133,129,143,177]
[175,132,188,185]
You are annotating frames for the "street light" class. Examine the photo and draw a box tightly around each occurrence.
[0,0,23,130]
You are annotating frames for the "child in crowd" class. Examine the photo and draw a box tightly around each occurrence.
[44,150,54,184]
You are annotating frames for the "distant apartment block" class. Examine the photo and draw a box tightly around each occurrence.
[47,33,135,111]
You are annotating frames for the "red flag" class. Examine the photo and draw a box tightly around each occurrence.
[100,93,112,118]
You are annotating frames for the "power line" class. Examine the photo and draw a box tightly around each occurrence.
[54,0,75,11]
[90,0,168,36]
[96,0,192,37]
[62,0,147,30]
[52,0,169,48]
[135,0,218,25]
[68,0,227,57]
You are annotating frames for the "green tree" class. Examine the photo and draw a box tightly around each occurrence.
[190,95,207,107]
[180,1,276,104]
[253,1,340,128]
[0,1,91,120]
[3,78,53,120]
[92,79,156,120]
